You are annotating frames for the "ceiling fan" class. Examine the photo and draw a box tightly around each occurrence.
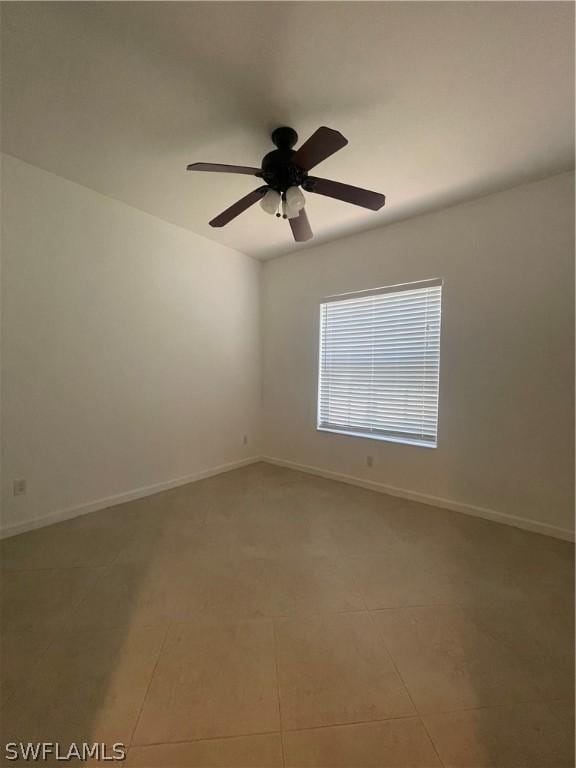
[186,126,386,243]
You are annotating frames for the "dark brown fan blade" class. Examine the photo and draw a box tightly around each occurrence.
[306,176,385,211]
[292,127,348,171]
[209,186,268,228]
[187,162,260,176]
[289,208,313,242]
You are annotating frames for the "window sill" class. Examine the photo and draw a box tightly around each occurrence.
[317,425,437,449]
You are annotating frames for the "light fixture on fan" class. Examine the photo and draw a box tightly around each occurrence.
[260,185,305,220]
[285,186,305,218]
[260,189,281,215]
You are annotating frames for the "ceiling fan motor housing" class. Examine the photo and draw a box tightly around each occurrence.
[259,127,308,193]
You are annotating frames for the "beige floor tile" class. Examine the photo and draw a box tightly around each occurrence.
[327,498,499,557]
[0,519,130,570]
[424,701,575,768]
[328,514,403,556]
[284,718,442,768]
[113,499,209,565]
[71,560,202,628]
[0,494,184,571]
[114,520,220,567]
[180,554,365,620]
[127,733,284,767]
[1,624,166,745]
[0,627,57,707]
[329,501,464,553]
[261,556,365,617]
[310,483,406,521]
[1,462,572,765]
[374,500,476,542]
[450,516,575,605]
[372,605,539,713]
[205,506,341,558]
[275,612,414,730]
[1,567,102,635]
[464,599,574,702]
[347,536,526,609]
[132,619,280,745]
[347,548,459,609]
[503,537,574,606]
[74,554,364,628]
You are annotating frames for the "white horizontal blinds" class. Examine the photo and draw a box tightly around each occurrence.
[318,280,442,446]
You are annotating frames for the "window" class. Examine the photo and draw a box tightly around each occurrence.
[317,279,442,447]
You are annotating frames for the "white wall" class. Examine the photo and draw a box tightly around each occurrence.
[1,155,261,535]
[261,173,575,537]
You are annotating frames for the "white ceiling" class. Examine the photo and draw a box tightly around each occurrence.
[1,2,574,260]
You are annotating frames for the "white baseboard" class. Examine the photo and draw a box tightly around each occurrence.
[0,457,261,539]
[3,454,573,543]
[262,456,575,543]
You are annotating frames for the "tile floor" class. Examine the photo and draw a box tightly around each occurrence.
[0,462,573,766]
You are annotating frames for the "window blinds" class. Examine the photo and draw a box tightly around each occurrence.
[317,279,442,447]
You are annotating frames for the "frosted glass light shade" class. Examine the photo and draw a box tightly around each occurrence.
[260,189,281,215]
[285,186,306,219]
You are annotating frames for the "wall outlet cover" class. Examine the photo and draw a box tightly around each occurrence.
[13,479,27,496]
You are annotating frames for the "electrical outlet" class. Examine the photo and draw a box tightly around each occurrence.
[13,479,26,496]
[242,434,249,446]
[366,456,374,468]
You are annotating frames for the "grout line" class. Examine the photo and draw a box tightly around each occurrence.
[281,712,421,733]
[128,716,434,750]
[126,621,171,750]
[69,567,113,616]
[335,558,370,612]
[120,696,574,750]
[366,600,478,612]
[412,692,575,718]
[415,697,576,717]
[130,730,282,749]
[272,619,287,768]
[130,718,452,756]
[1,563,109,573]
[366,610,446,767]
[159,608,375,630]
[418,715,446,768]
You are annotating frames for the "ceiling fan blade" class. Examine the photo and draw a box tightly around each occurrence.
[187,162,260,176]
[305,176,385,211]
[209,186,268,228]
[292,127,348,171]
[289,208,313,242]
